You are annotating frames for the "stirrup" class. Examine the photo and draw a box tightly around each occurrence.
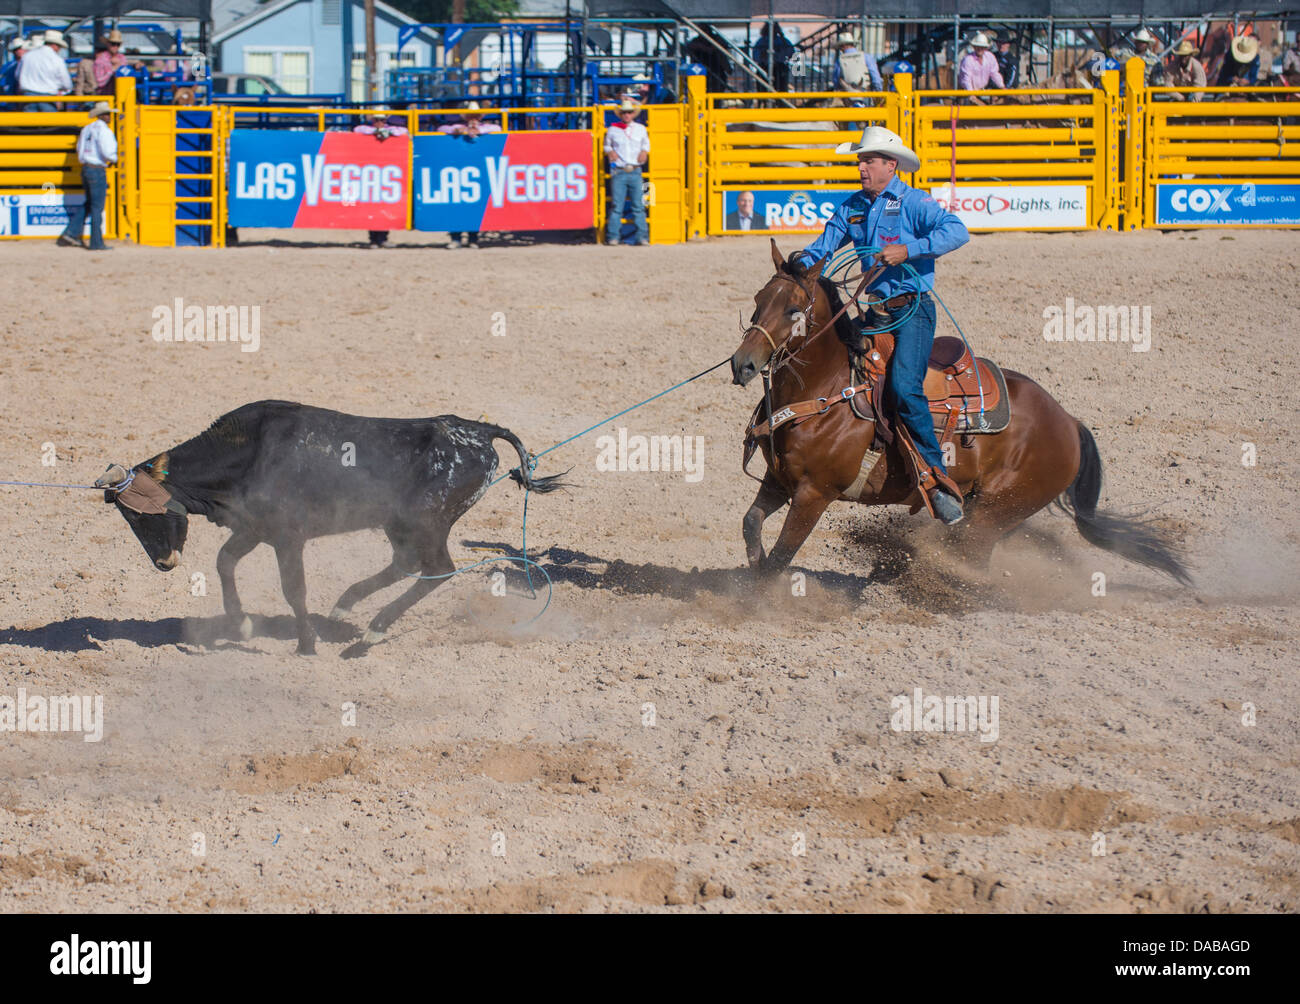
[929,488,964,526]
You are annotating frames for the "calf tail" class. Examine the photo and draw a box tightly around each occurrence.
[489,427,569,494]
[1057,423,1193,586]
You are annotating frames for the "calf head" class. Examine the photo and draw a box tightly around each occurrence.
[96,459,188,571]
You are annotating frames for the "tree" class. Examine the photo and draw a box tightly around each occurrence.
[391,0,520,23]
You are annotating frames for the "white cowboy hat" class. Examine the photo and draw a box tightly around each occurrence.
[618,97,640,112]
[1173,39,1197,56]
[968,31,991,48]
[43,30,65,46]
[836,32,856,47]
[1132,28,1156,44]
[88,101,116,117]
[836,125,920,173]
[8,37,25,51]
[26,34,44,48]
[1231,35,1259,61]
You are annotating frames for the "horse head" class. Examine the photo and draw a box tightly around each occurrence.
[730,239,828,387]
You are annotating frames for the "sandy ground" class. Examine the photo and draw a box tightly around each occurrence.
[0,228,1296,913]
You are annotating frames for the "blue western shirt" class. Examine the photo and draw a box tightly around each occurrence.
[792,177,969,298]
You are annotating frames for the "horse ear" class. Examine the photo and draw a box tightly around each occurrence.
[770,238,785,271]
[804,254,828,285]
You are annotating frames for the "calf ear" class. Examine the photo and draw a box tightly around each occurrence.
[770,237,785,271]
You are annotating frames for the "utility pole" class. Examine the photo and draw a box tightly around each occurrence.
[365,0,377,102]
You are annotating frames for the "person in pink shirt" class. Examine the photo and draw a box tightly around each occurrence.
[93,29,126,94]
[352,109,408,247]
[957,31,1005,103]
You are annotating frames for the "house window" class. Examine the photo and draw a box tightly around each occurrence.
[350,47,417,101]
[243,47,313,95]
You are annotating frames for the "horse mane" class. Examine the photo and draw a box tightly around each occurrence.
[779,261,858,351]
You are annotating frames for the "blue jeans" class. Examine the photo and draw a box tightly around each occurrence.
[606,167,647,243]
[877,294,947,473]
[26,98,57,113]
[63,164,108,249]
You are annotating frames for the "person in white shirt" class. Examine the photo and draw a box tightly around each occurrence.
[18,29,72,112]
[603,97,650,246]
[59,102,117,250]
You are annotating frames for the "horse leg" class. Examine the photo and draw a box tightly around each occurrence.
[273,539,315,655]
[743,472,789,569]
[759,483,837,578]
[216,530,260,640]
[362,532,454,646]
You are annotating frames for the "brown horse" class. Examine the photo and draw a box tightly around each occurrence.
[730,240,1191,585]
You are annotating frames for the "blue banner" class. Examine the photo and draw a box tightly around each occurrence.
[721,188,854,233]
[1155,182,1300,226]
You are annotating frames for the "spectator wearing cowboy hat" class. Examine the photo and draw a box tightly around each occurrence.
[603,97,650,246]
[994,30,1019,88]
[18,29,72,112]
[831,31,882,97]
[1283,33,1300,85]
[789,126,970,525]
[438,101,500,248]
[351,108,408,248]
[1123,27,1166,85]
[93,29,126,95]
[2,36,28,94]
[957,31,1005,102]
[1165,39,1207,100]
[58,101,117,250]
[1218,33,1260,86]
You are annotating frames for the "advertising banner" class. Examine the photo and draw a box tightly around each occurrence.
[0,193,86,236]
[412,132,594,232]
[720,188,855,232]
[1155,182,1300,226]
[227,129,410,229]
[928,184,1089,229]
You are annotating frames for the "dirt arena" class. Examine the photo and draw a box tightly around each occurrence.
[0,229,1296,913]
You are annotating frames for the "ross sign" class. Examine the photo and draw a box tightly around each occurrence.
[0,193,86,236]
[1155,182,1300,226]
[412,132,593,232]
[721,189,853,233]
[929,184,1088,229]
[227,130,409,229]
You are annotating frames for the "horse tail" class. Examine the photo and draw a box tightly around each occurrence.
[488,426,569,494]
[1056,423,1193,586]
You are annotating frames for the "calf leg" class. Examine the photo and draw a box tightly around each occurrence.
[216,531,260,640]
[743,472,789,570]
[274,540,316,655]
[329,561,407,621]
[362,534,454,646]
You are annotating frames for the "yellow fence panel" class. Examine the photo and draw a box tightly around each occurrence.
[1141,76,1300,228]
[0,93,120,240]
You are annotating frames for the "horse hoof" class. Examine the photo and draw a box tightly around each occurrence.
[238,615,253,640]
[296,642,316,656]
[328,605,349,622]
[362,628,385,646]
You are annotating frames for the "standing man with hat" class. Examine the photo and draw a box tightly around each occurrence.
[957,31,1005,102]
[1119,27,1166,85]
[832,31,882,99]
[2,37,28,95]
[994,30,1019,89]
[18,30,72,112]
[1218,33,1260,86]
[94,29,126,94]
[789,126,971,524]
[603,97,650,246]
[58,101,116,250]
[1166,39,1207,100]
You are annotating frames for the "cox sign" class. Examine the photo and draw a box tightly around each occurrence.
[1156,183,1300,225]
